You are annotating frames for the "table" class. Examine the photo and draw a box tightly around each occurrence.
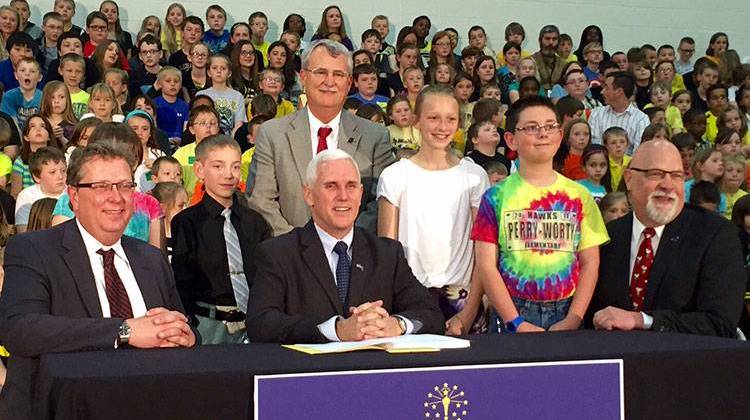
[36,331,750,420]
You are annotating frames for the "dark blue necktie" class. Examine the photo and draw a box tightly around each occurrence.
[333,241,350,309]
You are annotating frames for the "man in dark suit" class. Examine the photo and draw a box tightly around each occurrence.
[246,149,443,343]
[0,143,195,418]
[247,38,394,236]
[588,140,745,337]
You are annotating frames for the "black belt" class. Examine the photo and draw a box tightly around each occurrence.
[194,305,246,322]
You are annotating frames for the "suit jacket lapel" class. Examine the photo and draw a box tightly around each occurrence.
[644,210,688,309]
[123,239,161,309]
[300,222,343,314]
[338,111,361,157]
[287,109,313,185]
[612,214,634,307]
[62,221,103,318]
[348,228,369,306]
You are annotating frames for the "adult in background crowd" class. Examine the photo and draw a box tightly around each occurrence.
[248,39,393,236]
[588,140,745,338]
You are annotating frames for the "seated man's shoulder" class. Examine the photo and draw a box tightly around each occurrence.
[682,204,733,235]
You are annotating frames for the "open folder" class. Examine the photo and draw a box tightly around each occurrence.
[283,334,471,354]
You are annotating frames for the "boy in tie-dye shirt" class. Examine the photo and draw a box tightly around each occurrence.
[471,96,608,332]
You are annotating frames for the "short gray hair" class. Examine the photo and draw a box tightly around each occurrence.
[304,149,360,186]
[301,39,353,74]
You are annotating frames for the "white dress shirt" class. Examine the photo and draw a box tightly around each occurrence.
[77,220,147,318]
[314,223,414,341]
[629,214,666,329]
[307,109,342,156]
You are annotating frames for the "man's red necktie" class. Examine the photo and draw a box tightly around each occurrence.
[630,227,656,311]
[317,126,333,154]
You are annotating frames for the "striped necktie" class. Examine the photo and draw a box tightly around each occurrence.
[222,208,248,314]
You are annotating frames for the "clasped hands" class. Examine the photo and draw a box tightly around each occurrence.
[335,300,403,341]
[126,307,196,348]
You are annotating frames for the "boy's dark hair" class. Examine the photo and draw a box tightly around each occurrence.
[626,47,645,64]
[56,31,82,51]
[42,11,64,25]
[190,93,214,109]
[505,95,557,132]
[137,34,162,52]
[680,37,695,46]
[468,25,485,36]
[706,83,729,97]
[361,29,381,43]
[599,61,620,75]
[344,97,362,111]
[188,104,220,126]
[29,147,65,178]
[657,44,675,54]
[559,33,572,45]
[690,180,720,207]
[467,119,494,142]
[641,44,656,52]
[184,16,205,33]
[644,107,665,121]
[472,98,502,123]
[0,117,12,149]
[519,76,541,91]
[460,46,482,59]
[355,103,386,121]
[250,94,277,119]
[248,11,267,23]
[671,132,696,150]
[352,63,378,80]
[152,156,180,175]
[195,134,240,161]
[248,114,272,132]
[695,57,718,74]
[6,32,36,55]
[85,11,108,28]
[641,123,668,141]
[504,22,525,39]
[352,49,374,65]
[602,126,629,144]
[683,108,707,124]
[608,71,636,98]
[554,96,584,120]
[206,5,227,18]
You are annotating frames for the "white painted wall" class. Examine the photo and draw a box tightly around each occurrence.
[30,0,749,59]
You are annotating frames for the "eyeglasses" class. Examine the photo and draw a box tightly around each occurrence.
[194,121,219,128]
[140,49,161,56]
[628,167,685,182]
[514,123,561,136]
[263,76,282,83]
[679,48,695,53]
[306,67,350,83]
[89,25,107,32]
[239,50,255,56]
[192,52,208,58]
[76,181,137,193]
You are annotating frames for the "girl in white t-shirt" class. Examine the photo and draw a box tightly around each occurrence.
[377,85,489,335]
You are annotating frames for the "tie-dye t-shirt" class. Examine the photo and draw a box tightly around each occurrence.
[471,172,609,301]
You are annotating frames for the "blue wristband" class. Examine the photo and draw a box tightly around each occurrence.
[505,315,524,333]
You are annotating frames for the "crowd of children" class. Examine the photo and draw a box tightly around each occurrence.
[0,1,747,367]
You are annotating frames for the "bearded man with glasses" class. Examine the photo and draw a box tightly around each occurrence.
[588,140,745,338]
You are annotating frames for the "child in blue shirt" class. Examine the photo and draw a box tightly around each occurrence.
[1,57,43,131]
[0,32,38,92]
[348,63,389,108]
[154,66,189,139]
[203,5,229,54]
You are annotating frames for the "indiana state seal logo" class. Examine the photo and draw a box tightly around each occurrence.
[423,382,469,419]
